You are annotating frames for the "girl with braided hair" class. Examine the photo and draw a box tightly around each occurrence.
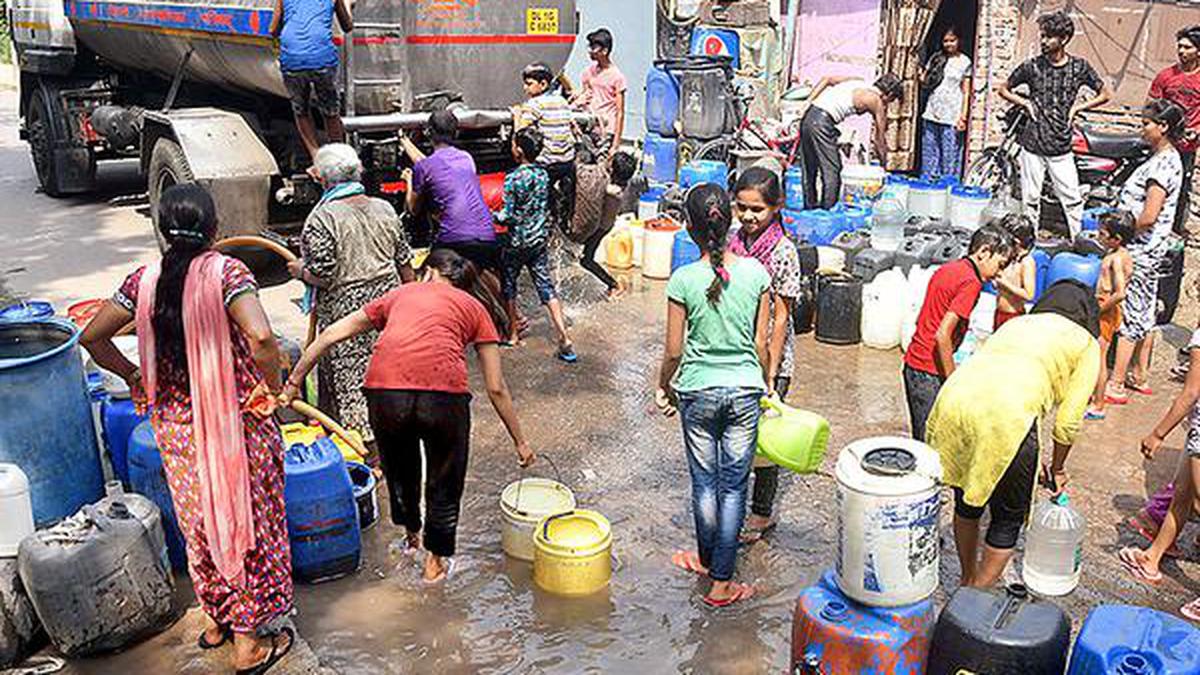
[656,183,771,607]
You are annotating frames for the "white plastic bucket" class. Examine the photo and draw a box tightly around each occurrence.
[500,478,576,562]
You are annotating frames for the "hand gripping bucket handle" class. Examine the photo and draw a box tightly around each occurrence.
[513,454,566,516]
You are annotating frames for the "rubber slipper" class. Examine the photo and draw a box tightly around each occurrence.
[738,521,778,545]
[1084,409,1106,421]
[703,582,756,608]
[1118,547,1164,586]
[422,557,457,585]
[1181,598,1200,622]
[1105,392,1130,405]
[1127,516,1182,558]
[556,345,578,364]
[197,626,232,650]
[235,627,294,675]
[671,550,709,576]
[1126,380,1154,396]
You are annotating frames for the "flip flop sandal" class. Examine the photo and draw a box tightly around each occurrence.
[422,557,458,585]
[556,345,579,364]
[1181,598,1200,622]
[1105,392,1130,405]
[1126,380,1154,396]
[738,521,778,545]
[197,626,232,650]
[703,583,756,608]
[235,627,295,675]
[1084,409,1106,421]
[1118,547,1164,586]
[671,550,709,576]
[1126,516,1182,558]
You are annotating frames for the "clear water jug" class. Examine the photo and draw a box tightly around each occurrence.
[871,199,905,252]
[1023,494,1085,596]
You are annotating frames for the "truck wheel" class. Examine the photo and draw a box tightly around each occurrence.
[27,85,94,197]
[147,138,194,250]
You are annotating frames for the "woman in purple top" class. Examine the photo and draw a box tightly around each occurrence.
[402,110,500,275]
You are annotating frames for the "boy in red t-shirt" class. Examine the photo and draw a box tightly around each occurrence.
[903,225,1014,440]
[1149,25,1200,233]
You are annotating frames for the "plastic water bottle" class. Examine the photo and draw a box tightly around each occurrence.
[1022,494,1086,596]
[870,199,905,252]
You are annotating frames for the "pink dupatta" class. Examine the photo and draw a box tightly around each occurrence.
[136,252,255,584]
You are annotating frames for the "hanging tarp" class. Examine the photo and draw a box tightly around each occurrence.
[878,0,942,171]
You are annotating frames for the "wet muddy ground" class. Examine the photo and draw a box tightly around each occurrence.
[41,263,1200,675]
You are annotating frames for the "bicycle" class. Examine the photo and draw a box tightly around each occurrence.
[691,78,804,174]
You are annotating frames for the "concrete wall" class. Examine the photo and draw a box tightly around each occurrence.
[564,0,656,140]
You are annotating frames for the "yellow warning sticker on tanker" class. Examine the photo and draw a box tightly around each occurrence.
[527,8,559,35]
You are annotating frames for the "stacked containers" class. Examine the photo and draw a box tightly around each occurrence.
[792,570,935,674]
[677,60,732,140]
[907,179,946,220]
[100,396,148,486]
[785,167,806,211]
[689,28,740,67]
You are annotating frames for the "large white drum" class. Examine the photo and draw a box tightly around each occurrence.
[835,437,943,607]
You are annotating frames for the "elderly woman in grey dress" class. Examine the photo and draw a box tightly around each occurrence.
[289,143,415,452]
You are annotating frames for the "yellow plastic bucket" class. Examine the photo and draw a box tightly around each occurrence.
[756,397,831,474]
[533,509,612,596]
[500,478,576,561]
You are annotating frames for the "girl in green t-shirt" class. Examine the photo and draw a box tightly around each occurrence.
[656,183,771,608]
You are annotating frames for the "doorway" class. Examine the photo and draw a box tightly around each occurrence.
[912,0,980,177]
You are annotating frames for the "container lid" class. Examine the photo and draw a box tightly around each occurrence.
[909,179,937,191]
[284,436,343,473]
[501,478,576,519]
[935,176,960,188]
[0,463,30,498]
[534,509,611,555]
[0,301,54,322]
[951,185,991,200]
[841,164,887,179]
[886,174,911,185]
[836,436,942,495]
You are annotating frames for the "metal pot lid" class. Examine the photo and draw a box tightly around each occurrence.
[862,448,917,476]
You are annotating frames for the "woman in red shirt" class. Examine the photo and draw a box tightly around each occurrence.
[1149,25,1200,233]
[282,249,534,583]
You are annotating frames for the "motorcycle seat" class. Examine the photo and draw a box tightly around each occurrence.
[1079,126,1149,159]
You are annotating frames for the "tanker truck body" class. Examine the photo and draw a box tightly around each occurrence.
[7,0,578,237]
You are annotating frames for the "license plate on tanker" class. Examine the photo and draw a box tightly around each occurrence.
[526,8,559,35]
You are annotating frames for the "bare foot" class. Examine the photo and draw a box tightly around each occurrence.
[423,554,453,583]
[606,286,626,301]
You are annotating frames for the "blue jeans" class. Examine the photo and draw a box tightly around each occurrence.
[677,387,762,581]
[920,120,963,179]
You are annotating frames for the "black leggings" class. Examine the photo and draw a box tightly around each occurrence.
[580,197,618,291]
[800,107,842,210]
[953,424,1039,550]
[750,376,791,518]
[365,389,471,557]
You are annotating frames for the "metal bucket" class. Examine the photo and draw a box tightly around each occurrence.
[533,510,612,596]
[499,478,575,562]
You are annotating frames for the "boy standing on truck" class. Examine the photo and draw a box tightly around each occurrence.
[271,0,354,163]
[514,62,579,229]
[566,28,627,162]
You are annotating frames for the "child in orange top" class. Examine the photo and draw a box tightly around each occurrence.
[992,215,1037,330]
[1087,210,1135,420]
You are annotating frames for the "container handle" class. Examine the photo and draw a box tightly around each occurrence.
[541,509,577,539]
[513,454,566,515]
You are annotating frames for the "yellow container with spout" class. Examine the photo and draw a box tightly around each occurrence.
[606,225,634,270]
[533,509,612,596]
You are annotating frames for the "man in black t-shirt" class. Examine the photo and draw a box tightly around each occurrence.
[999,11,1111,237]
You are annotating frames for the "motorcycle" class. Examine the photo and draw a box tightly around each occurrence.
[965,107,1149,226]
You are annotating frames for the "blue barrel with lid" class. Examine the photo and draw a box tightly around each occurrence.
[127,421,188,571]
[1045,252,1102,290]
[1067,604,1200,675]
[809,210,848,246]
[645,63,681,137]
[792,569,935,673]
[690,28,740,68]
[0,318,102,526]
[678,160,728,190]
[285,437,360,583]
[785,168,806,211]
[0,301,54,322]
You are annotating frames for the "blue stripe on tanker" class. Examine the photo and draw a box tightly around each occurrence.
[65,0,274,37]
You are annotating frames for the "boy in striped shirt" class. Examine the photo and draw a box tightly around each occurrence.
[514,62,579,229]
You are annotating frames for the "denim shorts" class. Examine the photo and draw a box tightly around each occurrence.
[282,66,341,117]
[501,244,556,304]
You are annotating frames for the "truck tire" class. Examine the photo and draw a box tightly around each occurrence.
[147,138,194,249]
[27,84,95,197]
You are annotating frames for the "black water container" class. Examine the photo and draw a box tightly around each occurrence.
[0,559,42,668]
[17,501,174,656]
[830,230,871,268]
[926,584,1070,675]
[852,248,896,283]
[793,245,819,335]
[676,58,733,140]
[815,274,863,345]
[894,231,950,272]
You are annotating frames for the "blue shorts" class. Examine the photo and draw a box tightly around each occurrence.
[501,244,556,304]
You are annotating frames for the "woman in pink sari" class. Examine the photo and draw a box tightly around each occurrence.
[82,184,294,674]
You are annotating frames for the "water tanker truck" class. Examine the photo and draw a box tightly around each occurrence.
[7,0,578,238]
